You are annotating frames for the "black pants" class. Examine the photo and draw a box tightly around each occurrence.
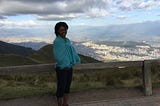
[56,67,73,98]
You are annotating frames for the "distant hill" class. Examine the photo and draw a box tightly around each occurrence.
[29,44,100,64]
[0,41,35,56]
[0,54,38,67]
[12,42,48,50]
[29,44,54,63]
[0,42,100,67]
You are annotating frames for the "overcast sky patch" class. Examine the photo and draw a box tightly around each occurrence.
[1,0,159,21]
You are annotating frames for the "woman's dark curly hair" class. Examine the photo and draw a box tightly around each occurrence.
[54,22,68,36]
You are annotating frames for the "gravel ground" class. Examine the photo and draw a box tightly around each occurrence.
[0,88,158,106]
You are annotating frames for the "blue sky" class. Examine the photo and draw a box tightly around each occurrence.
[0,0,160,43]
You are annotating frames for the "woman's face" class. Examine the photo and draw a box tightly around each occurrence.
[58,26,67,38]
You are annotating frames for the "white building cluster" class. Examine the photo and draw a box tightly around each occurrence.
[75,41,160,62]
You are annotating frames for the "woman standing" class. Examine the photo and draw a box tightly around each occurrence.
[53,22,81,106]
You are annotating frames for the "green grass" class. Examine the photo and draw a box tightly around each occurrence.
[0,72,56,99]
[151,63,160,88]
[0,67,141,99]
[0,64,159,100]
[0,86,54,99]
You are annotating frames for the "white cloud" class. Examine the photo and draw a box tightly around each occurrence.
[37,13,82,21]
[116,15,128,19]
[0,0,159,20]
[0,0,112,20]
[0,36,53,43]
[86,8,110,18]
[111,14,128,20]
[115,0,160,11]
[0,20,39,27]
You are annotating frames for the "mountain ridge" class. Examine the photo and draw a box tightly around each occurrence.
[12,42,48,50]
[0,41,35,56]
[0,41,100,67]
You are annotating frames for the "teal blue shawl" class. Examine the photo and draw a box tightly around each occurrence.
[53,36,81,69]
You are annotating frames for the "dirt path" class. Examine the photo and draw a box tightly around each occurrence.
[0,88,159,106]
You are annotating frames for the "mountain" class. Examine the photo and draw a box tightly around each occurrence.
[0,41,100,67]
[12,42,48,50]
[29,44,100,64]
[1,40,159,66]
[29,44,54,63]
[0,54,38,67]
[0,41,35,56]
